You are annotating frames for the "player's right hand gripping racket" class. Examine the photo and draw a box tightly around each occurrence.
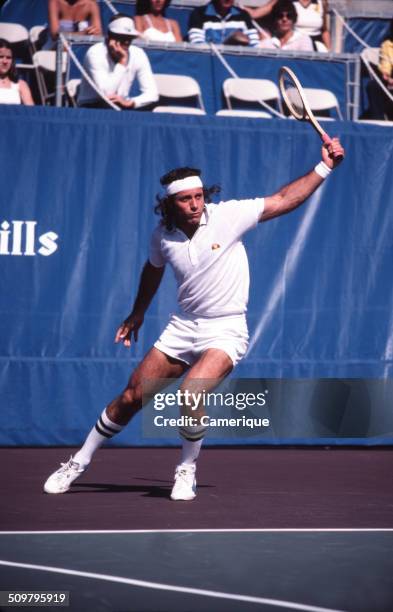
[279,65,342,160]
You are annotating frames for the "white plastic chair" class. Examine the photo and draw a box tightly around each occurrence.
[65,78,81,107]
[154,74,205,111]
[302,88,343,120]
[361,47,380,69]
[0,22,30,62]
[29,25,47,53]
[33,50,68,105]
[216,109,272,119]
[153,106,206,115]
[0,22,29,45]
[223,77,282,114]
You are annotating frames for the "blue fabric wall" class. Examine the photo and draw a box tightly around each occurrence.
[343,18,392,54]
[0,106,392,446]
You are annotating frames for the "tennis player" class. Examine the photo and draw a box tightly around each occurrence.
[44,135,344,500]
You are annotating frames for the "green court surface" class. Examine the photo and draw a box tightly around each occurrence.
[1,529,393,612]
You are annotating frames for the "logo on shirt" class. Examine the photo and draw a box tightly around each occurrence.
[211,243,221,250]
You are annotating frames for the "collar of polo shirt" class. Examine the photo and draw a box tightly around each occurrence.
[168,206,209,233]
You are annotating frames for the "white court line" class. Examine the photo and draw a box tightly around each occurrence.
[0,559,345,612]
[0,528,393,535]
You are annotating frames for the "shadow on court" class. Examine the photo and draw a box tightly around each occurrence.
[1,447,393,530]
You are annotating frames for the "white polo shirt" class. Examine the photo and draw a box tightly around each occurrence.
[149,198,264,317]
[78,42,158,108]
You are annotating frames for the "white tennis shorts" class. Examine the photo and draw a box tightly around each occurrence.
[154,312,249,367]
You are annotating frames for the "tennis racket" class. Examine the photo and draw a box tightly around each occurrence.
[279,65,342,160]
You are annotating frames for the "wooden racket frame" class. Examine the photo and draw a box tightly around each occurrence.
[279,66,327,141]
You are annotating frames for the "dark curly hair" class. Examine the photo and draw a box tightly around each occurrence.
[0,39,18,82]
[136,0,171,16]
[271,0,297,24]
[155,167,221,230]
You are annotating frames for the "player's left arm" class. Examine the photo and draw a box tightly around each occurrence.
[260,136,344,222]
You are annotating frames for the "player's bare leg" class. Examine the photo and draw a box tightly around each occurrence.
[44,348,188,494]
[170,348,233,501]
[106,347,188,425]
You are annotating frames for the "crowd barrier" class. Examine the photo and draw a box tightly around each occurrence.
[1,106,392,446]
[62,37,359,119]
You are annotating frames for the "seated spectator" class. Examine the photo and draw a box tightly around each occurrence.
[367,20,393,120]
[188,0,259,47]
[134,0,183,42]
[379,21,393,92]
[48,0,102,40]
[260,1,313,51]
[292,0,330,52]
[245,0,330,51]
[78,14,159,110]
[0,39,34,105]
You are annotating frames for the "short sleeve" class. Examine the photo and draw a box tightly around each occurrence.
[214,198,265,239]
[149,226,166,268]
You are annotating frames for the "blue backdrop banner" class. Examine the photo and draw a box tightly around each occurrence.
[0,106,392,446]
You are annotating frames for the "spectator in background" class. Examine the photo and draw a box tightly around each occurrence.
[378,20,393,91]
[188,0,259,47]
[0,39,34,105]
[245,0,330,51]
[292,0,330,51]
[134,0,183,42]
[78,14,158,109]
[48,0,102,40]
[260,1,313,51]
[367,20,393,120]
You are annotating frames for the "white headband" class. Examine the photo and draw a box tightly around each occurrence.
[166,176,203,196]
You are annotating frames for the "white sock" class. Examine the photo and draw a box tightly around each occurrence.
[180,438,204,465]
[73,409,123,467]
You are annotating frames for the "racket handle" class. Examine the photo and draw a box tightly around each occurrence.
[321,132,332,145]
[321,131,343,161]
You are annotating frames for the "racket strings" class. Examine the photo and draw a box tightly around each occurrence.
[281,75,306,119]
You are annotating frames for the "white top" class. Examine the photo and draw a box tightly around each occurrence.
[0,82,21,105]
[59,19,89,33]
[78,41,159,108]
[293,0,324,38]
[149,198,265,317]
[142,15,176,43]
[260,30,313,51]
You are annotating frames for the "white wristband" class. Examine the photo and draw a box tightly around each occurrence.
[314,161,332,179]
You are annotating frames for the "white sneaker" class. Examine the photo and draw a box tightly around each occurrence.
[43,457,87,494]
[170,463,197,501]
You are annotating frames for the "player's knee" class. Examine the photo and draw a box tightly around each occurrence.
[121,385,142,409]
[178,422,207,442]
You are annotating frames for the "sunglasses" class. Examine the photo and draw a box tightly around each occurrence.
[277,12,294,20]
